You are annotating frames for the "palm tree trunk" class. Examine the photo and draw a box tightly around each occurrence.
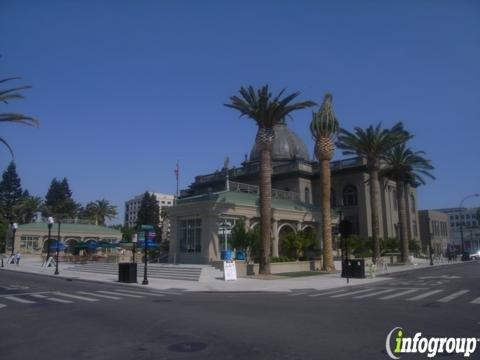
[321,159,335,271]
[259,147,272,275]
[396,179,409,262]
[369,167,381,264]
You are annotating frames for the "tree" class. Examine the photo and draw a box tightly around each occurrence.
[0,70,39,158]
[80,199,117,226]
[381,144,435,262]
[13,193,43,224]
[337,122,410,264]
[225,85,316,274]
[136,192,161,240]
[43,178,79,219]
[0,162,23,222]
[310,93,339,271]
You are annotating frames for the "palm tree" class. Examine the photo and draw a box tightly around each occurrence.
[0,76,38,157]
[337,122,410,264]
[82,199,118,226]
[381,144,435,262]
[310,93,339,271]
[225,85,316,274]
[13,195,43,223]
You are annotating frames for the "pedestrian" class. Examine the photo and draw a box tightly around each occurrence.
[15,251,21,266]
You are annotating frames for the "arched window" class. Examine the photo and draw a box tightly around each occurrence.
[343,185,358,206]
[410,194,416,213]
[331,188,336,208]
[304,187,310,205]
[392,189,398,211]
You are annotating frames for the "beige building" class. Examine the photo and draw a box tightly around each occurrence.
[168,123,421,264]
[11,219,121,255]
[418,210,449,256]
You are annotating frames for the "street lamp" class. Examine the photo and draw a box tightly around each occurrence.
[54,220,61,275]
[11,223,18,257]
[132,233,137,263]
[459,194,479,261]
[140,225,154,285]
[46,217,54,266]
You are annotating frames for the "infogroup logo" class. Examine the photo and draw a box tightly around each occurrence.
[385,327,478,358]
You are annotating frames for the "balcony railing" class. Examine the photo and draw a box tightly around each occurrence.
[228,180,300,202]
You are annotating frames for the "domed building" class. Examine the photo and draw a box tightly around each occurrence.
[168,123,421,267]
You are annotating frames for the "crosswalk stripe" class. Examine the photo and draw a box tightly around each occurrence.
[114,289,164,297]
[289,292,308,297]
[97,291,143,298]
[407,290,444,301]
[437,290,470,303]
[4,295,36,304]
[54,292,99,302]
[380,289,419,300]
[309,289,347,297]
[469,297,480,304]
[354,289,398,299]
[0,303,7,308]
[331,289,377,298]
[77,291,122,300]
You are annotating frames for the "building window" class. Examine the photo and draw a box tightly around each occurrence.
[345,215,360,235]
[179,218,202,254]
[410,194,416,213]
[455,215,459,220]
[304,187,310,205]
[343,185,358,206]
[20,236,40,251]
[392,189,398,211]
[412,220,418,237]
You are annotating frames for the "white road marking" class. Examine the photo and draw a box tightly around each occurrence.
[21,294,74,304]
[469,296,480,304]
[308,289,347,297]
[114,289,164,297]
[4,295,36,304]
[77,291,122,300]
[288,292,308,297]
[354,289,398,299]
[407,290,444,301]
[97,291,143,298]
[331,288,377,298]
[380,289,419,300]
[437,290,470,303]
[0,303,7,309]
[54,292,99,302]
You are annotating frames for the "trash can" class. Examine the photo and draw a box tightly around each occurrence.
[221,250,233,261]
[118,262,137,283]
[341,259,365,279]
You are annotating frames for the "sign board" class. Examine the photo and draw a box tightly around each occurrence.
[147,231,156,239]
[218,229,232,235]
[223,261,237,281]
[138,232,145,241]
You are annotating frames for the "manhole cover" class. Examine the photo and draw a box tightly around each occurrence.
[168,342,207,353]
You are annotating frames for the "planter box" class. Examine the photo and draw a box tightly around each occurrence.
[236,259,322,276]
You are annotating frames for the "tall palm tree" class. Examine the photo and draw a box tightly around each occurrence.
[337,122,410,264]
[13,195,43,224]
[381,144,435,262]
[310,93,339,271]
[225,85,316,274]
[0,76,38,157]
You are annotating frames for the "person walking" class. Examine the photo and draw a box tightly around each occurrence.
[15,251,21,266]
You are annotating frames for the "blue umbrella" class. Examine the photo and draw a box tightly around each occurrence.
[137,240,159,249]
[49,241,67,251]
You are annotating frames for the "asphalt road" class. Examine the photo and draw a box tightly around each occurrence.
[0,262,478,360]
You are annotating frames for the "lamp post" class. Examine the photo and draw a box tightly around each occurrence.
[54,220,61,275]
[140,225,154,285]
[46,217,54,266]
[459,194,479,261]
[132,233,137,263]
[11,223,18,257]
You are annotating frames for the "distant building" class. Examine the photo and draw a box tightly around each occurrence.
[12,218,121,255]
[418,210,449,256]
[124,192,174,229]
[434,207,480,253]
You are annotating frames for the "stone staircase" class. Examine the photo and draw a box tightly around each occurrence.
[64,263,203,281]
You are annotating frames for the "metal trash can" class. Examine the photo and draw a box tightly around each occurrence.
[118,263,137,283]
[341,259,365,279]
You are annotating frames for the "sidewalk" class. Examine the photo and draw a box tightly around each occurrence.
[0,255,463,293]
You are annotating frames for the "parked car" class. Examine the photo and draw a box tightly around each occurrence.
[470,252,480,260]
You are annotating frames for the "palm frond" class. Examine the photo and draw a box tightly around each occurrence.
[0,136,14,159]
[0,113,39,127]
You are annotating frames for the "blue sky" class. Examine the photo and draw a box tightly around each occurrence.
[1,0,479,223]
